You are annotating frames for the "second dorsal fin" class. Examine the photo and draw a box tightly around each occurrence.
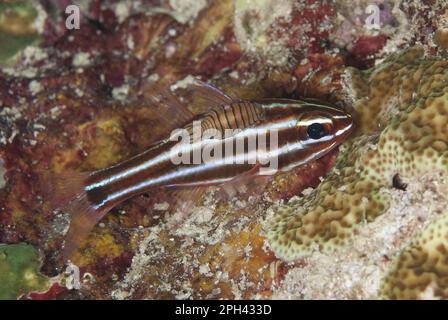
[190,80,237,109]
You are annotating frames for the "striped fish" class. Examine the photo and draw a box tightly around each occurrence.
[41,82,353,260]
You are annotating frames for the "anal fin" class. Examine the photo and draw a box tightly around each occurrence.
[166,186,207,224]
[218,163,273,201]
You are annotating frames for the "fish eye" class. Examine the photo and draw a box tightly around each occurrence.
[307,123,327,139]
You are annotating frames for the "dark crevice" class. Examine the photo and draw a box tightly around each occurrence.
[392,173,407,191]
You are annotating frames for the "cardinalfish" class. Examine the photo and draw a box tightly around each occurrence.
[42,82,353,260]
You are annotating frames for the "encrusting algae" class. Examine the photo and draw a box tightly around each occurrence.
[0,243,50,299]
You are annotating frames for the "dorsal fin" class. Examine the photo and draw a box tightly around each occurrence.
[190,80,237,109]
[141,80,265,141]
[183,101,265,139]
[142,81,195,131]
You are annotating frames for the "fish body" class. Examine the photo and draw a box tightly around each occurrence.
[42,83,353,260]
[87,100,351,209]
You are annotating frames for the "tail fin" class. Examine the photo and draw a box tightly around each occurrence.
[39,171,111,262]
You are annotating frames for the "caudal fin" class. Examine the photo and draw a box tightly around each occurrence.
[39,171,111,262]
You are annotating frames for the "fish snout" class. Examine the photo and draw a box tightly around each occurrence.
[334,112,354,140]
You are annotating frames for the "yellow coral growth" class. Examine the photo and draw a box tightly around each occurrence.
[381,213,448,299]
[52,116,129,172]
[267,47,448,261]
[75,232,124,266]
[78,117,130,170]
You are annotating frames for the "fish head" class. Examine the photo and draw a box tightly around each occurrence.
[294,102,354,150]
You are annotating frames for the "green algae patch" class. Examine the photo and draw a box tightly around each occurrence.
[0,1,41,64]
[0,243,50,299]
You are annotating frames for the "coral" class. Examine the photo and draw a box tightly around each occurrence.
[0,243,50,299]
[434,8,448,51]
[270,172,448,299]
[381,212,448,299]
[265,47,448,298]
[268,46,448,260]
